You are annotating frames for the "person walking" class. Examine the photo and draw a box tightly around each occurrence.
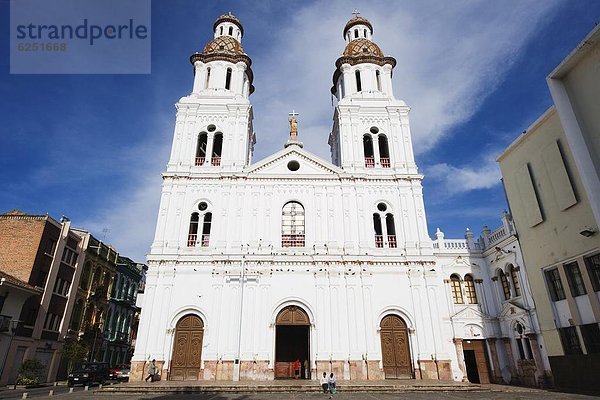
[319,372,329,393]
[145,359,157,382]
[328,372,337,394]
[303,359,309,379]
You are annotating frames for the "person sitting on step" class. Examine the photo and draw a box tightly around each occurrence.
[319,372,329,393]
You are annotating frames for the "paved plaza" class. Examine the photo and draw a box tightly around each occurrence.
[0,383,598,400]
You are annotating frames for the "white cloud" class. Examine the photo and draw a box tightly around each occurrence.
[426,152,502,196]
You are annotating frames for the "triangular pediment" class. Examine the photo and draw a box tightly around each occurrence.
[451,305,491,320]
[499,300,527,318]
[245,145,342,176]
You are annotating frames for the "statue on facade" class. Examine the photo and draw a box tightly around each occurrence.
[288,110,299,141]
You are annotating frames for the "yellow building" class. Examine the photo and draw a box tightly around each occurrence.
[497,25,600,391]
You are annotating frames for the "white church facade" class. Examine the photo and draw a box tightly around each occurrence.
[131,13,551,385]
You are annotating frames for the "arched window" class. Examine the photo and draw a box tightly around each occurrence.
[111,276,119,297]
[379,135,390,167]
[187,212,199,247]
[211,133,223,166]
[225,68,232,90]
[363,135,374,167]
[201,213,212,247]
[510,265,521,297]
[80,262,92,290]
[450,274,464,304]
[515,322,533,360]
[70,299,84,330]
[354,29,359,38]
[373,213,383,248]
[282,201,305,247]
[228,26,233,35]
[386,214,397,248]
[195,133,207,165]
[219,26,223,35]
[464,274,478,304]
[499,269,511,300]
[376,70,382,91]
[364,29,367,38]
[105,309,112,334]
[91,267,101,291]
[355,70,362,92]
[205,67,211,89]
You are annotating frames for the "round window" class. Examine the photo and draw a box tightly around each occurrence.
[377,203,387,212]
[287,160,300,171]
[207,124,216,132]
[198,202,208,211]
[370,126,379,134]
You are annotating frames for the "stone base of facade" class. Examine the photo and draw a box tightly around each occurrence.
[132,359,455,381]
[417,360,452,380]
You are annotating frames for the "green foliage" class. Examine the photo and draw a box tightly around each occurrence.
[16,359,44,385]
[62,341,89,373]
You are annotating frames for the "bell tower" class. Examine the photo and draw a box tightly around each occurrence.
[166,12,255,174]
[329,12,418,176]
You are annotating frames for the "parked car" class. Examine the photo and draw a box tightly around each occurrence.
[108,363,130,382]
[68,362,109,386]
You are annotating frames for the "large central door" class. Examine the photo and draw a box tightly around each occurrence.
[275,306,310,379]
[380,315,412,379]
[462,339,491,383]
[170,314,204,381]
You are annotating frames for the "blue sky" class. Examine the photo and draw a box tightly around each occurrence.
[1,1,599,262]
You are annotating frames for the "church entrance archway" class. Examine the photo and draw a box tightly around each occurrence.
[274,305,310,379]
[462,339,490,383]
[380,314,413,379]
[169,314,204,381]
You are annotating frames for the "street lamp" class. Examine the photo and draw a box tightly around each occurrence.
[0,319,21,383]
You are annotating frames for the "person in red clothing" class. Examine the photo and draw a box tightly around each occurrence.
[293,359,301,379]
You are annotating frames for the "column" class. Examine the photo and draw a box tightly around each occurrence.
[486,338,502,383]
[502,338,518,379]
[526,333,544,384]
[453,338,466,381]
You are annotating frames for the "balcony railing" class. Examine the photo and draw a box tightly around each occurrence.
[375,235,384,248]
[388,235,397,248]
[195,156,205,166]
[211,156,221,166]
[365,157,375,168]
[282,234,305,247]
[380,157,390,168]
[187,234,210,247]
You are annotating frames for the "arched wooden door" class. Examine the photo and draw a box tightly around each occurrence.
[170,314,204,381]
[380,315,412,379]
[275,306,310,379]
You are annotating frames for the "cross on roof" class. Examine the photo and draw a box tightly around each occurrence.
[289,110,299,117]
[352,9,360,18]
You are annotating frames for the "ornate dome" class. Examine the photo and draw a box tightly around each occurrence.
[343,16,373,37]
[213,12,244,37]
[343,39,384,58]
[203,36,245,56]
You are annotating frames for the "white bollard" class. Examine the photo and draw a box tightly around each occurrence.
[99,384,103,389]
[49,389,54,396]
[54,382,58,386]
[69,387,74,393]
[22,393,28,399]
[84,385,89,391]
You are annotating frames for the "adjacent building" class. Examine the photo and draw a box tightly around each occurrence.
[497,25,600,391]
[0,211,85,384]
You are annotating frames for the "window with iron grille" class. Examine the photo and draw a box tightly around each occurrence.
[585,253,600,292]
[450,275,463,304]
[564,261,587,297]
[499,270,511,301]
[510,265,521,297]
[580,323,600,354]
[464,274,478,304]
[545,268,566,301]
[559,326,583,355]
[282,201,305,247]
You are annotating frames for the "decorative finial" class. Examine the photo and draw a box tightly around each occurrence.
[285,110,303,148]
[352,9,360,18]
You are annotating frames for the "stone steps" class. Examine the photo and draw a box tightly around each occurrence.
[97,381,487,394]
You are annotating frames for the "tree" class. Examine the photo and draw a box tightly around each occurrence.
[17,359,44,385]
[62,341,89,373]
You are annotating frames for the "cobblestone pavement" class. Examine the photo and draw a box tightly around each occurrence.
[1,385,598,400]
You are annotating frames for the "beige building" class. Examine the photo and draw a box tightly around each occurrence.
[497,25,600,391]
